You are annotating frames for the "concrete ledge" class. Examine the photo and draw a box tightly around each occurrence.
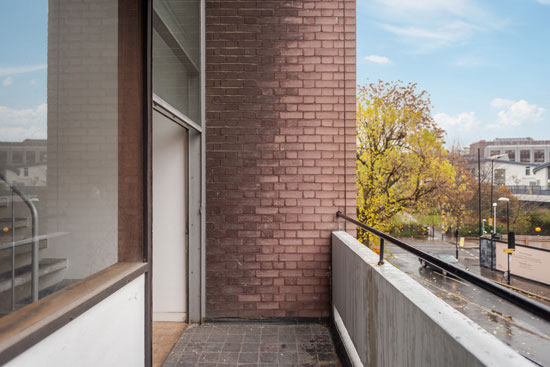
[331,231,534,367]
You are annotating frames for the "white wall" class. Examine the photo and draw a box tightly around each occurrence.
[5,275,145,367]
[484,161,548,186]
[331,232,534,367]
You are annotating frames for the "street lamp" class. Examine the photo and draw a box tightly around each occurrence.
[489,154,507,222]
[492,202,497,235]
[498,197,510,233]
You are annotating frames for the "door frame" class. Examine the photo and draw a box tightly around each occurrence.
[152,93,204,323]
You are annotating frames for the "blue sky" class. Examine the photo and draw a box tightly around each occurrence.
[0,1,48,141]
[357,0,550,146]
[1,1,548,145]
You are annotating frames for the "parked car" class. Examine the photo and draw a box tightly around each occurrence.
[418,253,469,277]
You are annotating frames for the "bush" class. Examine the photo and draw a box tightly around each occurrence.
[389,223,429,238]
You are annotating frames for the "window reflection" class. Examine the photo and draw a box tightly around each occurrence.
[153,0,201,123]
[0,0,122,315]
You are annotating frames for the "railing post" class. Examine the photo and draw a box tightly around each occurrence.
[11,190,15,311]
[378,238,384,265]
[0,172,40,303]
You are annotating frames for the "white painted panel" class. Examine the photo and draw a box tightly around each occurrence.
[153,110,188,320]
[5,275,145,367]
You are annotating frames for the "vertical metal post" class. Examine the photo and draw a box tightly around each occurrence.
[491,159,494,216]
[0,172,40,302]
[493,203,497,235]
[506,201,510,233]
[478,149,482,237]
[31,208,39,302]
[507,253,511,285]
[455,234,458,260]
[11,190,15,311]
[378,238,384,265]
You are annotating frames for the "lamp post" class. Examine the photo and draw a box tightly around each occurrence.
[493,202,497,235]
[498,197,510,234]
[489,154,507,226]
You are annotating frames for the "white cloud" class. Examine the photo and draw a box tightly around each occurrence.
[0,64,46,77]
[371,0,475,19]
[537,0,550,5]
[0,104,47,141]
[434,111,477,130]
[367,0,500,52]
[490,98,545,127]
[434,111,479,146]
[2,77,13,86]
[363,55,391,64]
[380,21,478,50]
[0,126,47,141]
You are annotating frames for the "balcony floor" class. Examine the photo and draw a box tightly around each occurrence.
[162,322,342,367]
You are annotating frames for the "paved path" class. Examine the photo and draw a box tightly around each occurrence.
[163,322,342,367]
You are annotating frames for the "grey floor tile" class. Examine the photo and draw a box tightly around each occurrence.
[162,322,342,367]
[219,351,240,363]
[241,343,260,352]
[259,352,278,363]
[238,352,259,363]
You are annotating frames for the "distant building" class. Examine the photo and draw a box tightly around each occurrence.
[0,139,47,167]
[467,138,550,200]
[0,139,47,187]
[469,137,550,164]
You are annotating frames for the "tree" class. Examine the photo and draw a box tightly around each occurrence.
[356,81,455,243]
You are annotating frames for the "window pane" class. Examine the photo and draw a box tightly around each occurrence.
[520,150,530,163]
[0,0,143,315]
[534,150,545,163]
[490,150,501,157]
[505,150,515,162]
[494,169,506,185]
[153,0,201,123]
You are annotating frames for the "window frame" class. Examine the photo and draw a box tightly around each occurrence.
[0,1,153,365]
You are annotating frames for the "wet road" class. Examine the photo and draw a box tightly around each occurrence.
[384,238,550,366]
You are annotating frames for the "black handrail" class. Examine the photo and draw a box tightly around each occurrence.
[336,211,550,322]
[0,171,40,302]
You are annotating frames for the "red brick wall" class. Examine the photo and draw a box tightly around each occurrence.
[205,0,356,318]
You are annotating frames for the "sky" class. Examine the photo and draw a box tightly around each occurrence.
[0,1,48,141]
[0,1,549,145]
[357,0,550,147]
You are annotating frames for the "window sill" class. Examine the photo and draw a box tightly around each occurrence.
[0,262,149,365]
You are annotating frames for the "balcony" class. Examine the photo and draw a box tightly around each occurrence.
[507,185,550,196]
[153,219,549,367]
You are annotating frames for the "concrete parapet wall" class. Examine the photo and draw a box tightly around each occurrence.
[331,231,534,367]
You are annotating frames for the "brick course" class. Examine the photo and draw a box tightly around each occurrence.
[206,0,356,318]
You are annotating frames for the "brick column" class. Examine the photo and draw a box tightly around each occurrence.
[205,0,356,318]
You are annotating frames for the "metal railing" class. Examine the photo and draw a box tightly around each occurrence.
[336,211,550,322]
[507,185,550,195]
[0,171,40,308]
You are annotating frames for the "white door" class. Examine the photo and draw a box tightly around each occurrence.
[152,109,188,322]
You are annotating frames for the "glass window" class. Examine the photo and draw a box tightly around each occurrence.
[520,150,531,163]
[505,150,515,161]
[534,150,545,163]
[526,167,531,176]
[153,0,201,123]
[25,151,36,165]
[490,150,501,157]
[11,151,23,164]
[0,0,143,316]
[494,169,506,185]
